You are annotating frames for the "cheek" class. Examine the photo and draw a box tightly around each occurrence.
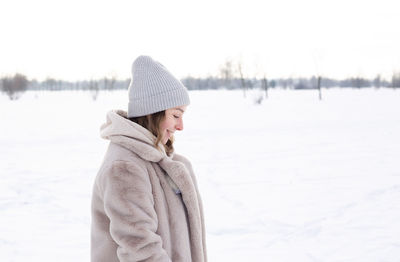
[159,122,170,137]
[160,121,167,131]
[162,117,174,130]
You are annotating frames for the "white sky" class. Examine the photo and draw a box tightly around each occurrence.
[1,0,400,81]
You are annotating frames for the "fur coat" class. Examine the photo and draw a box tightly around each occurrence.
[91,110,207,262]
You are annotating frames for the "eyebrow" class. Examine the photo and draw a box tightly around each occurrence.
[174,108,185,113]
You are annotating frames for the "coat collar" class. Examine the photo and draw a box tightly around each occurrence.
[100,110,170,161]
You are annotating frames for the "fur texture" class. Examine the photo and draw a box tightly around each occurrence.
[91,110,207,262]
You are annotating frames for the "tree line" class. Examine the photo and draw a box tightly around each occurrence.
[1,69,400,100]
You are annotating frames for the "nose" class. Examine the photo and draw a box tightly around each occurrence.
[176,118,184,131]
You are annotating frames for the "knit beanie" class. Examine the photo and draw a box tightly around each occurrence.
[127,56,190,118]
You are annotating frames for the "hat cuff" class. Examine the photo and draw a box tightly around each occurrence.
[128,88,190,118]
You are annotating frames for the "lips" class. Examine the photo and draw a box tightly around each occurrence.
[167,130,174,138]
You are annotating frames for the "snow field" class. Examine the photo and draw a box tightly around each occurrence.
[1,88,399,261]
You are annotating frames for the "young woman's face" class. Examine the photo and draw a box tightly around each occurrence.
[160,105,187,144]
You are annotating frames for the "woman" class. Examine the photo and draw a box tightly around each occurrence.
[91,56,207,262]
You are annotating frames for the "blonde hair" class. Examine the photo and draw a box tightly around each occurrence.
[129,111,174,156]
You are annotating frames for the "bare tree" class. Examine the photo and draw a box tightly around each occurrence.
[352,76,362,88]
[237,60,246,97]
[44,77,58,90]
[317,76,322,100]
[219,59,234,89]
[261,74,268,99]
[312,50,324,100]
[391,71,400,88]
[89,79,99,100]
[109,75,116,90]
[1,73,28,100]
[373,74,381,88]
[103,74,117,90]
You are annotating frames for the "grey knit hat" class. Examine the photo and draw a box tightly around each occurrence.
[127,56,190,118]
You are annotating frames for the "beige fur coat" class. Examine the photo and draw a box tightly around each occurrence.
[91,110,207,262]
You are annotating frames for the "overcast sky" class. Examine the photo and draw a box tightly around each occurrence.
[1,0,399,81]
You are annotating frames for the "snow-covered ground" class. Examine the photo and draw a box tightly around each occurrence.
[1,88,399,261]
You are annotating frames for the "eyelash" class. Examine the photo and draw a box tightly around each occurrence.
[173,115,179,119]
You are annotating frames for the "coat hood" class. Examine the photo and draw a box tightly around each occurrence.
[100,110,170,161]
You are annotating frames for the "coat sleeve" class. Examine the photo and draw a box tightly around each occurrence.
[101,160,171,262]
